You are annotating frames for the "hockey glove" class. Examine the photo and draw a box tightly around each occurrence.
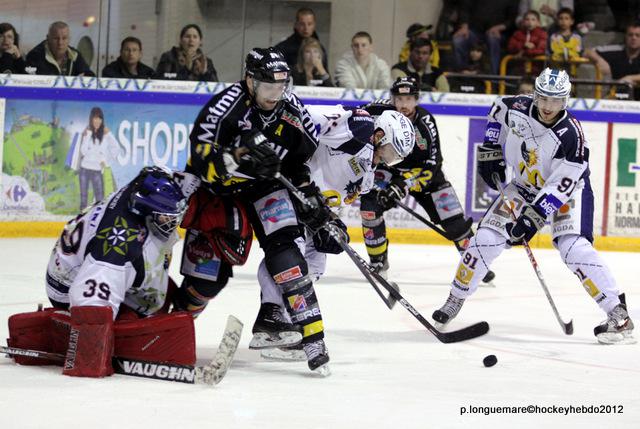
[477,144,506,191]
[377,176,407,211]
[506,204,546,245]
[236,130,281,179]
[294,183,333,232]
[313,218,349,254]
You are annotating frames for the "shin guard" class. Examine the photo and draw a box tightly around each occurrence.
[63,306,114,378]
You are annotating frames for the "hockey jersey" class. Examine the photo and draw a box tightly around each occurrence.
[306,105,376,208]
[485,95,589,217]
[46,184,179,318]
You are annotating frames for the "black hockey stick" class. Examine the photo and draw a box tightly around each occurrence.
[395,200,451,239]
[492,173,574,335]
[1,315,244,384]
[277,174,490,343]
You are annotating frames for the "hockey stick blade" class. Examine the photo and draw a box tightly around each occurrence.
[1,315,243,385]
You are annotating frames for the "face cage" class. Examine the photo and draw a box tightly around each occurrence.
[150,207,187,240]
[533,91,568,112]
[253,79,292,103]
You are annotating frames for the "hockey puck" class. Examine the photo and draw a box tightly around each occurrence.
[483,354,497,367]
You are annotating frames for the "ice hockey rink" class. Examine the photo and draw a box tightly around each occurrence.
[1,238,638,429]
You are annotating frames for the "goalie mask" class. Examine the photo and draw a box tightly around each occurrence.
[373,110,415,166]
[533,68,571,121]
[129,167,187,240]
[245,47,292,110]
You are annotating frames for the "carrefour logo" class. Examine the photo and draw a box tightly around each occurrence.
[617,138,640,187]
[5,184,27,202]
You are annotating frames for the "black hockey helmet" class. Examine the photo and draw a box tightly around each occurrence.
[390,76,419,98]
[245,47,291,83]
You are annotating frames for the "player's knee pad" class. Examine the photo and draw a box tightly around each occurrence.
[264,238,308,284]
[63,306,114,378]
[280,274,324,343]
[114,312,196,366]
[453,227,506,294]
[8,307,68,366]
[360,192,385,227]
[173,274,230,317]
[441,215,474,246]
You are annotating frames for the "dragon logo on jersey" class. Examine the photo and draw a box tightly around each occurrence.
[518,142,545,188]
[96,216,140,256]
[344,178,363,205]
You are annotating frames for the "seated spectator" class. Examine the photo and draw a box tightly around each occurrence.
[460,43,490,74]
[391,38,449,92]
[292,38,333,87]
[398,23,440,68]
[449,43,491,93]
[516,0,574,30]
[155,24,217,82]
[276,7,328,70]
[507,10,548,58]
[453,0,518,74]
[586,22,640,99]
[25,21,94,76]
[517,74,535,94]
[548,8,583,63]
[0,22,25,74]
[102,37,154,79]
[334,31,391,89]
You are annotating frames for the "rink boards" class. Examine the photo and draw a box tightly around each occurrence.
[1,75,640,251]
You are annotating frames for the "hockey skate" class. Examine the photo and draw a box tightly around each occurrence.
[432,292,465,325]
[594,303,636,345]
[370,254,389,280]
[260,343,306,362]
[303,339,330,376]
[249,303,303,350]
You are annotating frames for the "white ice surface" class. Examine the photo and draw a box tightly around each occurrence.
[0,238,638,429]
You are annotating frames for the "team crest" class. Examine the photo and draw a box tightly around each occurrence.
[96,216,140,256]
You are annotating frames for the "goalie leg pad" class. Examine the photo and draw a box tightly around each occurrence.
[63,306,114,378]
[7,308,64,365]
[114,312,196,366]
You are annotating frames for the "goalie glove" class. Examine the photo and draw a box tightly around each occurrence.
[377,176,407,211]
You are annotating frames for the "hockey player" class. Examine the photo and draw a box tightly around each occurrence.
[433,68,635,345]
[178,47,336,373]
[257,105,415,364]
[8,166,197,377]
[361,77,495,283]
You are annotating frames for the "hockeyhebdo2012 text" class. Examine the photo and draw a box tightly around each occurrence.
[459,404,624,416]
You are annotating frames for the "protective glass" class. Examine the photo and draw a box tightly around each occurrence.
[533,93,567,112]
[254,79,292,103]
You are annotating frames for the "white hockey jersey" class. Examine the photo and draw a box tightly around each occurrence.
[46,185,179,318]
[486,95,589,217]
[306,105,375,209]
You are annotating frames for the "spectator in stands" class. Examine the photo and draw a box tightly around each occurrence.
[460,43,490,74]
[102,37,154,79]
[586,22,640,99]
[25,21,94,76]
[517,74,535,94]
[391,38,449,92]
[516,0,574,30]
[453,0,518,74]
[276,7,328,70]
[0,22,25,74]
[155,24,218,82]
[398,23,440,68]
[334,31,391,89]
[507,10,548,58]
[548,8,583,62]
[292,37,333,87]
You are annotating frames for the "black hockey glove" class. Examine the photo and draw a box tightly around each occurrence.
[236,130,281,179]
[313,218,349,254]
[506,204,546,245]
[377,176,407,211]
[293,183,332,232]
[477,144,506,191]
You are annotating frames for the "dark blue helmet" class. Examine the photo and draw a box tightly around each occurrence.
[129,167,187,240]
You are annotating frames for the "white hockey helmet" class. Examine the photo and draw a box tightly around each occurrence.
[374,110,415,166]
[534,67,571,111]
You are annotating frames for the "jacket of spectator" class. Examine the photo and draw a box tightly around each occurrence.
[334,51,391,89]
[102,57,155,79]
[507,27,548,56]
[548,32,583,61]
[25,40,94,76]
[391,61,449,92]
[291,68,334,87]
[459,0,518,34]
[0,51,25,74]
[155,46,218,82]
[276,31,328,70]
